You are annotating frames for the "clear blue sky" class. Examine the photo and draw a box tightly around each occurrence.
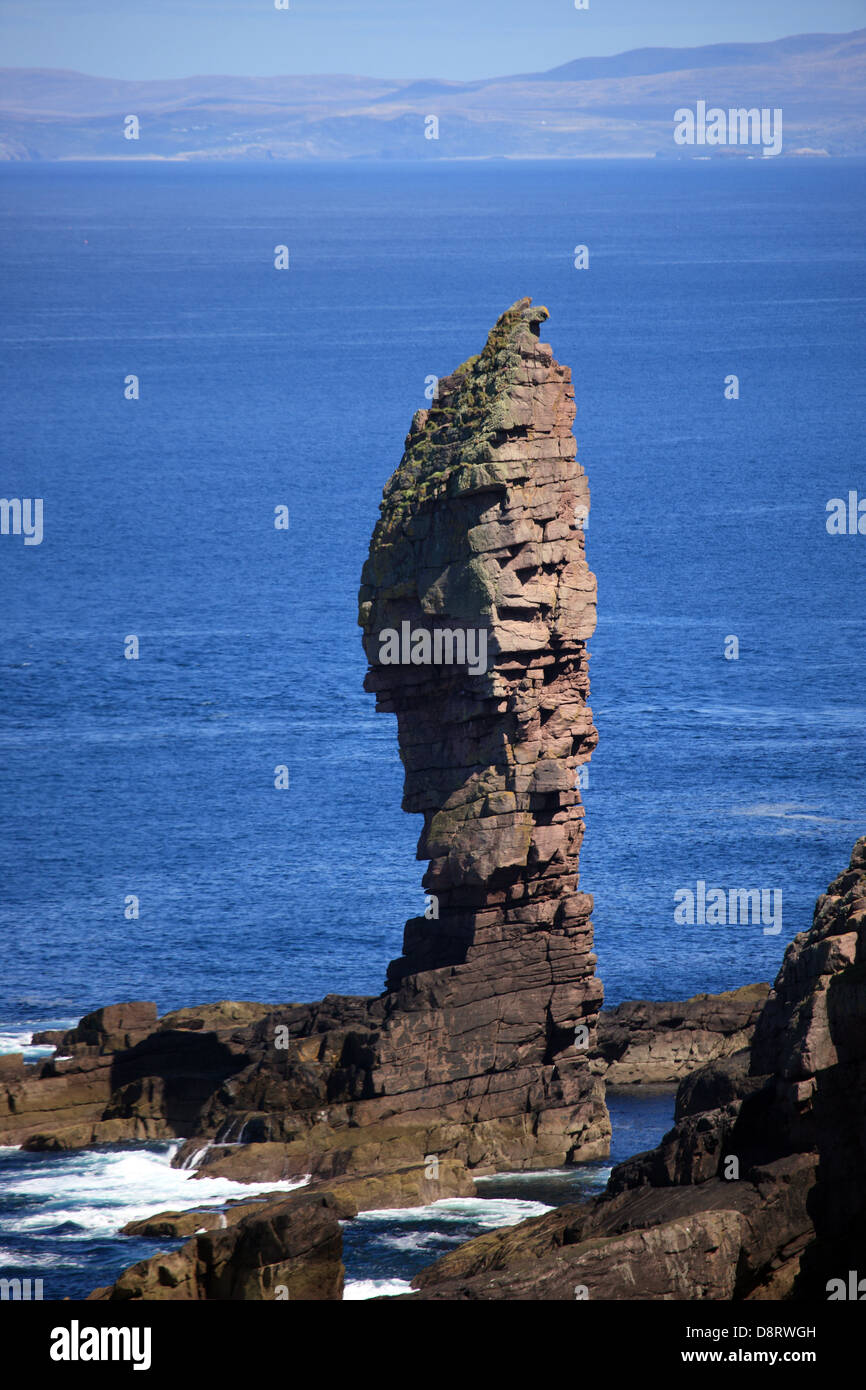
[1,0,863,80]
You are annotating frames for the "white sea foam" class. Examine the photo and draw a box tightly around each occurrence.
[585,1165,612,1183]
[354,1196,551,1226]
[343,1278,416,1300]
[0,1020,78,1061]
[0,1031,58,1061]
[475,1167,571,1182]
[377,1229,465,1254]
[0,1245,70,1269]
[730,803,835,821]
[1,1144,308,1239]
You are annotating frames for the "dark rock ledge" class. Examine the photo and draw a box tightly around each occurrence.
[88,1193,344,1302]
[594,982,770,1086]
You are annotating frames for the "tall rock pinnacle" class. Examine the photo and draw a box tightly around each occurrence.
[358,298,608,1162]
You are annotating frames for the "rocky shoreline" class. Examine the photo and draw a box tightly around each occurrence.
[88,1192,346,1302]
[0,977,778,1299]
[0,982,767,1156]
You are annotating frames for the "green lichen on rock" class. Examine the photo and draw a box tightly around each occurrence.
[359,297,550,627]
[377,298,547,511]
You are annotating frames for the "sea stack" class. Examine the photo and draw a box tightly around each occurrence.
[0,299,608,1176]
[356,297,608,1164]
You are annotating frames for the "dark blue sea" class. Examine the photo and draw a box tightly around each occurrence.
[1,158,864,1296]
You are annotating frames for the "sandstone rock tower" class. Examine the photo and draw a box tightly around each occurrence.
[356,297,608,1164]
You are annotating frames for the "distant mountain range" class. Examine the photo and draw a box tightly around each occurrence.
[1,28,864,161]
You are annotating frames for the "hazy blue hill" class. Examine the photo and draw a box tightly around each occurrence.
[531,30,866,82]
[0,28,864,160]
[0,69,407,116]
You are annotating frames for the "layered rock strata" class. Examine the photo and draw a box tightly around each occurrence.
[173,299,608,1173]
[0,1002,263,1150]
[350,294,607,1162]
[3,300,619,1300]
[595,983,769,1086]
[88,1192,344,1302]
[409,839,866,1300]
[0,986,768,1156]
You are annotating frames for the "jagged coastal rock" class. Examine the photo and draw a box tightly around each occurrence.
[88,1193,344,1302]
[0,1001,267,1150]
[353,295,607,1163]
[62,297,612,1300]
[184,297,608,1174]
[408,839,866,1299]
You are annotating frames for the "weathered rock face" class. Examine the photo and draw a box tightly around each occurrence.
[612,839,866,1204]
[595,983,770,1086]
[359,297,597,984]
[88,1193,344,1302]
[408,1155,819,1301]
[723,837,866,1297]
[351,296,607,1164]
[411,838,866,1300]
[0,1002,259,1150]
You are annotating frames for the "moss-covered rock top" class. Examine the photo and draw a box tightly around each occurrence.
[380,297,549,516]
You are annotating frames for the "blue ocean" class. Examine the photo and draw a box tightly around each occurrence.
[1,158,864,1297]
